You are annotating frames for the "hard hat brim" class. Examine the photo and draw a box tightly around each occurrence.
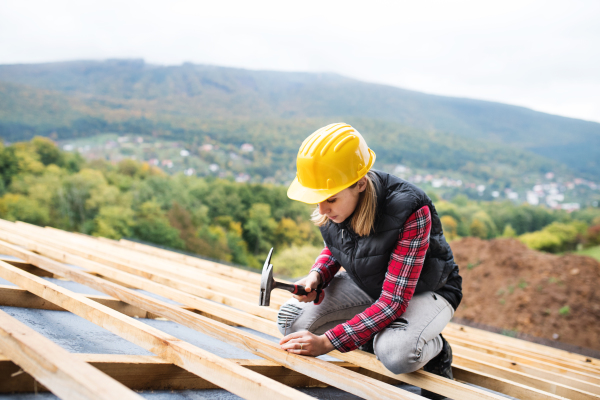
[287,149,376,204]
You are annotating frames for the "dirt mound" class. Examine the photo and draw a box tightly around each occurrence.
[451,237,600,351]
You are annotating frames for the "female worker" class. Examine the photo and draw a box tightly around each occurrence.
[278,123,462,399]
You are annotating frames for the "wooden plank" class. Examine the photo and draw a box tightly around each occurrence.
[447,323,600,369]
[37,223,291,305]
[0,230,280,337]
[0,354,369,392]
[0,259,316,400]
[448,336,600,386]
[330,346,568,400]
[0,240,426,400]
[0,255,53,277]
[444,328,600,377]
[453,347,599,395]
[0,284,151,317]
[36,223,593,398]
[2,223,580,400]
[453,353,600,399]
[453,365,567,400]
[116,237,264,284]
[0,309,142,400]
[0,222,284,317]
[0,225,536,398]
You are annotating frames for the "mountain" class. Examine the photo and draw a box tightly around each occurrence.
[0,59,598,177]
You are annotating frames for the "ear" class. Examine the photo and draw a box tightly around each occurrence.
[357,177,368,193]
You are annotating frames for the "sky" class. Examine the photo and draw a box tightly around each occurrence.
[1,0,599,123]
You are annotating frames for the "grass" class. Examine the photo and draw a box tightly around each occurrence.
[575,245,600,261]
[559,305,570,316]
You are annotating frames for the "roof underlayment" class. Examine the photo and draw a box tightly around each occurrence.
[0,219,598,399]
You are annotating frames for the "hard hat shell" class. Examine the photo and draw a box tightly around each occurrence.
[287,123,376,204]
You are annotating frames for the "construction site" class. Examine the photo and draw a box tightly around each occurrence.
[0,218,599,400]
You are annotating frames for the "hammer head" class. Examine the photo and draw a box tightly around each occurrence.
[259,247,275,306]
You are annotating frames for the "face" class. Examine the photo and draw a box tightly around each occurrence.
[318,177,367,223]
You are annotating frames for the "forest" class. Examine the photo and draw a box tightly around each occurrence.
[1,137,599,277]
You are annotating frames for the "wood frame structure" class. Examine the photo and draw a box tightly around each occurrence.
[0,218,598,399]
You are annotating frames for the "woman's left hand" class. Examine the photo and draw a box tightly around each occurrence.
[279,330,335,357]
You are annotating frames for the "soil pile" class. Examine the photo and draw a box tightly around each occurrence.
[451,237,600,351]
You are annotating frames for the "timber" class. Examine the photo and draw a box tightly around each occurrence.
[0,354,374,392]
[0,260,316,400]
[0,230,280,336]
[0,222,284,317]
[0,309,142,400]
[2,218,600,399]
[0,225,516,398]
[0,242,426,400]
[0,284,151,317]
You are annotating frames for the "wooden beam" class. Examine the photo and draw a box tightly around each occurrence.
[0,234,510,400]
[0,255,53,277]
[447,323,600,369]
[0,222,283,318]
[1,224,584,399]
[448,336,600,386]
[0,230,280,337]
[0,260,316,400]
[31,223,600,399]
[330,345,567,400]
[453,353,600,400]
[453,365,566,400]
[0,354,376,392]
[0,241,426,400]
[444,328,600,377]
[0,309,142,399]
[38,223,292,305]
[0,284,151,318]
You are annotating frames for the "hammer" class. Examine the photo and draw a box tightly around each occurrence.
[259,248,325,307]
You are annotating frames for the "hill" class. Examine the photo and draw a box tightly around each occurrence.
[0,59,599,180]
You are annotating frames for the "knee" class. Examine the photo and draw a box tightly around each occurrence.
[374,335,421,374]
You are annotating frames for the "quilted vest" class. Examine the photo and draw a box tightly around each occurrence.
[320,170,459,301]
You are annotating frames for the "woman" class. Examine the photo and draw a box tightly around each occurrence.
[278,123,462,399]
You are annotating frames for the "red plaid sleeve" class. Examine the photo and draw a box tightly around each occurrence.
[324,205,432,352]
[310,246,341,287]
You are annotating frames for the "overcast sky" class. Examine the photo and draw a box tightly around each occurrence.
[1,0,599,123]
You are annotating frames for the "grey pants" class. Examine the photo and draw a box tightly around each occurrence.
[277,272,454,374]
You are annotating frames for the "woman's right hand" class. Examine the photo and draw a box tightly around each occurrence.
[293,271,321,302]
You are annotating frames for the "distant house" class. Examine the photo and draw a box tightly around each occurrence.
[240,143,254,152]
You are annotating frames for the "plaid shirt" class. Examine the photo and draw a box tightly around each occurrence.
[311,205,432,352]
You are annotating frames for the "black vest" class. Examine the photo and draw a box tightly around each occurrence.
[320,171,461,306]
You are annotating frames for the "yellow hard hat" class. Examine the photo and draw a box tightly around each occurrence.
[287,123,376,204]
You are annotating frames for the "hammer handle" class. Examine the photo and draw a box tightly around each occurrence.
[274,282,325,305]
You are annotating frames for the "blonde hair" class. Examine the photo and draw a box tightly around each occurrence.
[311,171,377,236]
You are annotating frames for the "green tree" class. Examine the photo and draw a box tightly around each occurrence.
[440,215,458,240]
[92,206,135,239]
[519,230,562,252]
[275,217,301,247]
[0,142,19,191]
[271,245,323,278]
[502,224,517,238]
[0,193,49,225]
[32,136,64,166]
[470,219,488,239]
[243,203,277,255]
[133,201,184,249]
